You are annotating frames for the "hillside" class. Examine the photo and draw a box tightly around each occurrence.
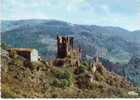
[100,57,140,86]
[1,49,140,98]
[1,19,140,63]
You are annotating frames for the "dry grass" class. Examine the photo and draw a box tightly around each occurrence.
[1,55,140,98]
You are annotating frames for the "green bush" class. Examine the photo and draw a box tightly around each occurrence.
[8,58,21,64]
[54,70,72,80]
[82,60,90,67]
[64,70,72,80]
[55,70,66,79]
[1,42,8,50]
[14,58,23,66]
[53,70,73,88]
[51,79,70,88]
[79,64,88,73]
[1,85,19,98]
[62,79,69,87]
[51,79,60,87]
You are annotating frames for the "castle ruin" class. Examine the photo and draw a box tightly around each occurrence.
[56,36,81,66]
[57,36,74,58]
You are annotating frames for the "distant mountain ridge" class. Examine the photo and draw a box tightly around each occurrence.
[1,19,140,63]
[2,19,140,42]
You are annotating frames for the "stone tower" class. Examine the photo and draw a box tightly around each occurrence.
[57,36,73,58]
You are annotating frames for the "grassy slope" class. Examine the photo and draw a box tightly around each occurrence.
[1,53,140,98]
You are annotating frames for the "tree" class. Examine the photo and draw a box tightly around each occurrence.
[1,42,8,49]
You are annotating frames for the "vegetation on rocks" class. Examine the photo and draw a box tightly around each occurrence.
[1,47,140,98]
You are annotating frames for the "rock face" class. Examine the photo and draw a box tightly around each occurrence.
[1,49,140,98]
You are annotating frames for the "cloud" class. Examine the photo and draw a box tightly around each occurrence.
[99,4,112,16]
[64,0,88,12]
[131,12,140,30]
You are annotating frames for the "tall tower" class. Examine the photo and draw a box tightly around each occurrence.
[57,36,73,58]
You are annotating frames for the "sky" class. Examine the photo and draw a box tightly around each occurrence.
[1,0,140,30]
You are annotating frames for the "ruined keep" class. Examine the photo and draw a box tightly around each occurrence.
[56,36,81,67]
[57,36,74,58]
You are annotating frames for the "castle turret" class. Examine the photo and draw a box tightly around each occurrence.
[57,36,73,58]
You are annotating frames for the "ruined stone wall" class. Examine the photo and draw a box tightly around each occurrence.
[7,49,38,62]
[57,36,73,58]
[31,49,38,62]
[56,36,82,67]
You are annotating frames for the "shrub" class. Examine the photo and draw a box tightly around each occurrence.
[51,79,70,88]
[14,58,23,66]
[65,71,73,87]
[8,57,22,65]
[64,70,72,80]
[1,85,19,98]
[53,70,73,87]
[1,42,8,50]
[51,79,60,87]
[54,70,72,80]
[79,64,88,73]
[55,70,66,79]
[82,60,90,67]
[62,79,69,87]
